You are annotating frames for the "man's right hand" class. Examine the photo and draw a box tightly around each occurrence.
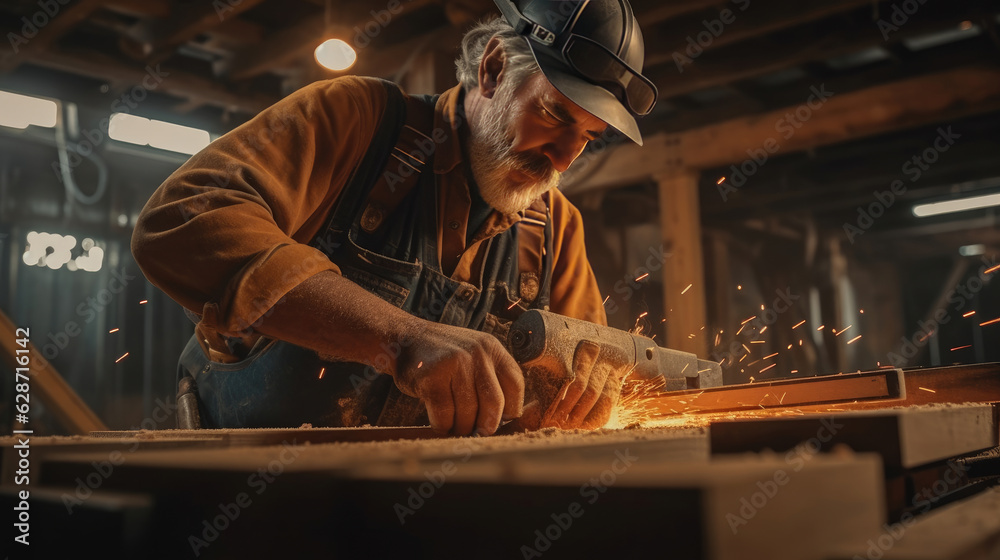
[393,322,524,437]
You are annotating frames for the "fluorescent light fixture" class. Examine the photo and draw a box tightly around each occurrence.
[913,193,1000,217]
[109,113,211,155]
[959,244,985,256]
[315,39,357,71]
[0,90,57,129]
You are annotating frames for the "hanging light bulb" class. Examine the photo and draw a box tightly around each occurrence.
[315,38,356,71]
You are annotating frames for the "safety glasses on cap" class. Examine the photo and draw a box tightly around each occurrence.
[494,0,658,116]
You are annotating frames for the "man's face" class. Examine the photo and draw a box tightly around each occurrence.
[469,71,608,214]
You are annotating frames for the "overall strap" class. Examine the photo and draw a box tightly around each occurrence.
[312,79,408,254]
[517,193,554,309]
[358,94,439,235]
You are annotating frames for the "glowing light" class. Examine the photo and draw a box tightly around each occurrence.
[950,344,971,351]
[741,316,756,325]
[817,325,825,331]
[737,285,742,290]
[315,38,357,71]
[792,320,805,329]
[507,298,521,310]
[847,335,862,344]
[21,231,102,271]
[109,328,119,333]
[763,352,778,360]
[986,264,1000,275]
[109,113,211,155]
[759,363,776,373]
[635,272,650,281]
[681,283,692,294]
[0,90,57,129]
[959,244,985,256]
[980,317,1000,327]
[602,295,610,305]
[963,311,976,318]
[716,177,726,184]
[918,387,936,393]
[115,352,129,363]
[139,300,148,305]
[835,325,853,336]
[318,367,326,379]
[913,193,1000,217]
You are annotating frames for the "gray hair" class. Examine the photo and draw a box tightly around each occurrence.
[455,16,540,92]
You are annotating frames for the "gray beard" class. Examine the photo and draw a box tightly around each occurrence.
[467,82,561,215]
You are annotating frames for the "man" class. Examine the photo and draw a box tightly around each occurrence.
[132,0,657,436]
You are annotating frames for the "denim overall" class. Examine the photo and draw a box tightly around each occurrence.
[177,82,554,428]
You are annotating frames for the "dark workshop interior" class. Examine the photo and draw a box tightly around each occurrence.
[1,0,999,558]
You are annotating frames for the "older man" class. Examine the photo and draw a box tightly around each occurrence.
[132,0,657,435]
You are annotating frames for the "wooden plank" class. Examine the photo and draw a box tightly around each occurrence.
[89,426,443,445]
[134,0,268,63]
[658,169,709,357]
[0,0,107,73]
[710,403,998,469]
[561,65,1000,195]
[829,486,1000,560]
[0,310,107,434]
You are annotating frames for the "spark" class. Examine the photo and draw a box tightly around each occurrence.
[759,363,776,373]
[779,392,787,404]
[115,352,129,363]
[835,325,853,336]
[747,359,760,367]
[602,295,610,306]
[714,332,721,346]
[847,335,862,344]
[787,344,793,350]
[950,345,971,351]
[139,299,148,305]
[358,254,373,265]
[817,325,825,331]
[962,310,976,318]
[737,285,742,290]
[760,326,767,334]
[918,387,936,393]
[638,311,648,319]
[108,328,119,333]
[750,340,765,344]
[798,339,803,346]
[749,376,755,383]
[736,323,747,335]
[985,264,1000,275]
[681,363,689,373]
[635,272,650,281]
[417,361,423,368]
[741,343,751,353]
[763,352,778,360]
[760,304,765,311]
[739,354,747,363]
[507,298,521,310]
[716,176,726,184]
[790,370,798,374]
[979,317,1000,327]
[859,309,864,314]
[318,367,325,379]
[741,315,757,324]
[681,283,692,294]
[792,320,806,329]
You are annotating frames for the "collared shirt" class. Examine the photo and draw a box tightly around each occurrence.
[132,76,606,363]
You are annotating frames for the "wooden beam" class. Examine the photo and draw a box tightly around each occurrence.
[644,0,874,68]
[104,0,172,19]
[561,65,1000,195]
[635,0,734,25]
[219,0,439,81]
[657,169,709,357]
[26,48,277,115]
[644,1,985,101]
[0,310,107,434]
[0,0,107,73]
[133,0,268,63]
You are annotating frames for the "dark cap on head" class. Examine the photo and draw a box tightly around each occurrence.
[494,0,657,145]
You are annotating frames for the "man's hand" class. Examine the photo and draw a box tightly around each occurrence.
[394,322,525,436]
[539,340,626,430]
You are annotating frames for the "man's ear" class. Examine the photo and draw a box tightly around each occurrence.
[477,36,506,99]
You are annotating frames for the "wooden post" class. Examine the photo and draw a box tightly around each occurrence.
[657,170,709,357]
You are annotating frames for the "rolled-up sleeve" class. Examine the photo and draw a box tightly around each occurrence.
[547,190,608,326]
[132,77,388,339]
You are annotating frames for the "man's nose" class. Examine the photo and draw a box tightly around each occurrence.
[543,136,589,173]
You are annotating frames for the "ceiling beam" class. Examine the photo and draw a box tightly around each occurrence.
[560,65,1000,195]
[644,2,986,100]
[0,0,107,73]
[25,48,277,115]
[129,0,268,64]
[218,0,439,81]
